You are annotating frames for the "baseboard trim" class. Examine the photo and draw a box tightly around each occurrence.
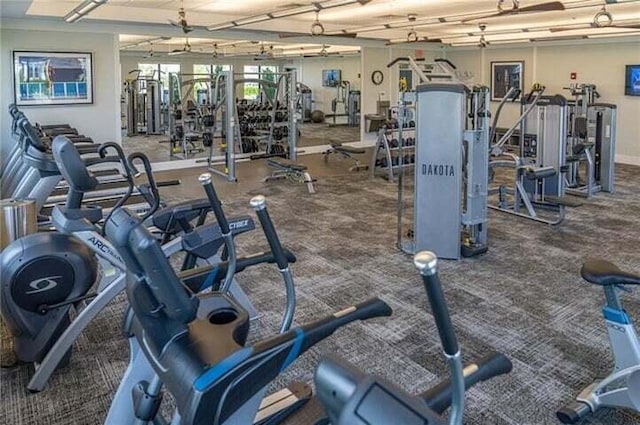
[615,155,640,166]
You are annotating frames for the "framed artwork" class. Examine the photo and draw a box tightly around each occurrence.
[625,64,640,96]
[491,61,523,102]
[399,68,413,93]
[13,51,93,106]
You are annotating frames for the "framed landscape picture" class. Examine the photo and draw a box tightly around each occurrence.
[13,51,93,106]
[491,60,523,102]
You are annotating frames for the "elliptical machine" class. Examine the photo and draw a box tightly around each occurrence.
[1,141,131,389]
[557,260,640,423]
[1,137,279,392]
[102,175,393,425]
[314,251,513,425]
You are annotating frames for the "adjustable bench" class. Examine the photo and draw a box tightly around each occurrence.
[323,142,368,172]
[265,158,316,194]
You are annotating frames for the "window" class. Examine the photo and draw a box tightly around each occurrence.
[137,63,158,78]
[243,65,278,100]
[137,63,180,102]
[159,64,180,89]
[193,64,230,92]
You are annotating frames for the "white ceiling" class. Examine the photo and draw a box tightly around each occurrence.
[118,34,359,57]
[4,0,640,49]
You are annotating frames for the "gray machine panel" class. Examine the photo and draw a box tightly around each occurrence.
[414,84,464,259]
[539,104,567,197]
[588,104,616,193]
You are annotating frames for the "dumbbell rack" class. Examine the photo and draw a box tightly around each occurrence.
[370,125,416,181]
[236,101,290,155]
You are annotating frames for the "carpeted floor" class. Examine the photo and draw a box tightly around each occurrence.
[2,163,640,425]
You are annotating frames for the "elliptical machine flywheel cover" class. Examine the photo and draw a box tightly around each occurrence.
[1,232,98,313]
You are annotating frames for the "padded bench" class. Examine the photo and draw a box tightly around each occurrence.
[323,142,368,172]
[520,165,557,180]
[265,158,316,193]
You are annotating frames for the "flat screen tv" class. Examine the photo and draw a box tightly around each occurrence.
[322,69,341,87]
[625,64,640,96]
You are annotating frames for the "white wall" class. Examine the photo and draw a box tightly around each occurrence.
[294,55,361,115]
[443,39,640,163]
[0,29,121,159]
[360,47,441,139]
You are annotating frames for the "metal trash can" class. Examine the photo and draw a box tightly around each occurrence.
[0,198,37,251]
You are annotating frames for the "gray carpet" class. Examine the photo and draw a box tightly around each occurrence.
[2,165,640,425]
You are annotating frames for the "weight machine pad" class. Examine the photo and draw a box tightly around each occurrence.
[330,143,366,155]
[521,166,557,180]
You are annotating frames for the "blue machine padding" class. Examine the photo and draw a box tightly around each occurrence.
[280,328,305,372]
[194,347,253,391]
[603,306,631,325]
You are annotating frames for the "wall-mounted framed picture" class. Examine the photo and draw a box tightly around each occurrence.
[13,51,94,106]
[625,64,640,96]
[490,60,524,102]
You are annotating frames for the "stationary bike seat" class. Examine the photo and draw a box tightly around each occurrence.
[581,260,640,286]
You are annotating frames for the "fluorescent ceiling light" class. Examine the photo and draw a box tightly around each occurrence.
[353,24,389,32]
[588,31,640,38]
[216,40,255,47]
[320,0,366,7]
[64,0,108,23]
[207,23,236,31]
[270,5,319,18]
[234,15,270,26]
[121,36,170,49]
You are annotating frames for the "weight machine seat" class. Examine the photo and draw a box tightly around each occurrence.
[152,198,212,233]
[329,142,366,155]
[521,165,557,180]
[581,260,640,286]
[267,158,308,172]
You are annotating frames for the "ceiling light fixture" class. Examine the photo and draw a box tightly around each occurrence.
[121,36,171,49]
[64,0,108,23]
[206,0,370,32]
[270,5,319,19]
[588,30,640,38]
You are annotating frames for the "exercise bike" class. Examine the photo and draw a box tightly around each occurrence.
[557,260,640,423]
[102,174,393,425]
[0,137,283,392]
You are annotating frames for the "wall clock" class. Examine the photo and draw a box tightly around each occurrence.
[371,70,384,85]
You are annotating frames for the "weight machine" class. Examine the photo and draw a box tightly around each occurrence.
[202,68,299,182]
[489,86,580,225]
[297,82,313,123]
[124,70,163,136]
[167,72,218,160]
[564,83,616,197]
[392,57,490,260]
[330,81,360,127]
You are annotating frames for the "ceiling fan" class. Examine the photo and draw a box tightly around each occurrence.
[549,3,640,32]
[383,16,443,45]
[169,0,194,34]
[301,45,331,57]
[143,43,156,58]
[462,0,565,23]
[279,11,358,39]
[478,23,489,48]
[168,38,192,56]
